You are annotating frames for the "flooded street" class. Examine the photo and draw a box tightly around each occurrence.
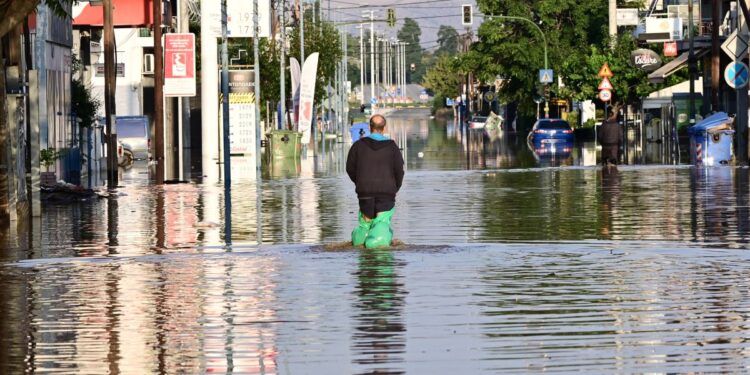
[3,109,750,373]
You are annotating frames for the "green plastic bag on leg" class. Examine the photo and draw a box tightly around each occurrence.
[351,212,372,247]
[365,208,395,249]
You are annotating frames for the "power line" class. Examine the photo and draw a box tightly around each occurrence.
[332,0,464,10]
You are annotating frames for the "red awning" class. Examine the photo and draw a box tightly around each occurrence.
[73,0,154,28]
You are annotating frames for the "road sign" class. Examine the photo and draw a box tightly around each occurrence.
[599,89,612,102]
[371,97,378,104]
[598,77,613,90]
[616,9,639,26]
[721,30,749,60]
[164,33,196,97]
[664,41,678,57]
[539,69,554,83]
[724,61,750,89]
[598,63,613,78]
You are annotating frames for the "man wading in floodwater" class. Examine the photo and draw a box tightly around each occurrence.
[346,114,404,248]
[599,103,623,166]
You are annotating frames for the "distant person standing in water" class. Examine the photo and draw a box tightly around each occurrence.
[598,104,623,166]
[346,114,404,248]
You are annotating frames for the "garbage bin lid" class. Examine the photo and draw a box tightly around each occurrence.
[689,112,731,134]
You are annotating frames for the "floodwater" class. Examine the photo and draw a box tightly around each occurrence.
[2,109,750,373]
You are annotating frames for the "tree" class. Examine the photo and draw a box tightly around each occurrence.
[346,33,361,87]
[423,56,461,98]
[560,33,687,105]
[422,55,461,111]
[435,25,459,57]
[229,19,342,120]
[0,0,70,38]
[288,17,342,106]
[397,18,423,83]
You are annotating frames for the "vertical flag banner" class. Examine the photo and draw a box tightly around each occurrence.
[290,57,301,127]
[298,53,319,144]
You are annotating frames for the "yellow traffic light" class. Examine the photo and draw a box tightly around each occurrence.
[462,4,472,26]
[387,8,396,27]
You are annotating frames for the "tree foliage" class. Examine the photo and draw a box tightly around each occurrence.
[0,0,72,38]
[458,0,683,116]
[288,15,343,105]
[436,25,459,57]
[397,18,423,83]
[422,55,460,99]
[228,13,342,118]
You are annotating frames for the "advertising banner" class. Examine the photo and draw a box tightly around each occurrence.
[290,57,301,126]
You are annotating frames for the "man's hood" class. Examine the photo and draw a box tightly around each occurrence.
[360,137,393,151]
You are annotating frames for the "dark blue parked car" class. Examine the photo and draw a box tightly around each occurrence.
[528,119,575,146]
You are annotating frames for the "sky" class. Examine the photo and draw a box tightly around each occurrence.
[324,0,479,50]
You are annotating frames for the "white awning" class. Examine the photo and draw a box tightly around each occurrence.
[648,49,709,84]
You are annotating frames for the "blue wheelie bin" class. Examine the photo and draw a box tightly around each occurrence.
[688,112,734,166]
[350,122,370,143]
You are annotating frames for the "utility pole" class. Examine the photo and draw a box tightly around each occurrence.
[394,39,399,101]
[103,0,118,188]
[359,25,365,104]
[154,0,165,185]
[201,0,220,175]
[369,11,375,106]
[374,35,379,102]
[401,42,407,100]
[608,0,617,43]
[179,0,191,180]
[342,26,348,130]
[380,35,388,102]
[254,0,262,171]
[300,0,305,66]
[280,0,287,129]
[688,0,696,127]
[221,0,230,185]
[711,0,720,111]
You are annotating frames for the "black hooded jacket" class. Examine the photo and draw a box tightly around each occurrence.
[346,137,405,199]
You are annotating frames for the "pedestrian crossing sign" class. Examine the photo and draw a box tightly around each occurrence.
[539,69,553,84]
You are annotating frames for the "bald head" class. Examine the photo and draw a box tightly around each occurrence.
[370,115,387,133]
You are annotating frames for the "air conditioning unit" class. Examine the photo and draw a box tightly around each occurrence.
[143,53,155,75]
[642,17,683,42]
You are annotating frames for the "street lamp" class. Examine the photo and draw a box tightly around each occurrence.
[489,14,549,117]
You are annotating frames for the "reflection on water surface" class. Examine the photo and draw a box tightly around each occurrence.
[2,109,750,373]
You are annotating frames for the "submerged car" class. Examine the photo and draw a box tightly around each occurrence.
[468,116,488,129]
[528,119,575,145]
[116,116,150,160]
[117,141,135,168]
